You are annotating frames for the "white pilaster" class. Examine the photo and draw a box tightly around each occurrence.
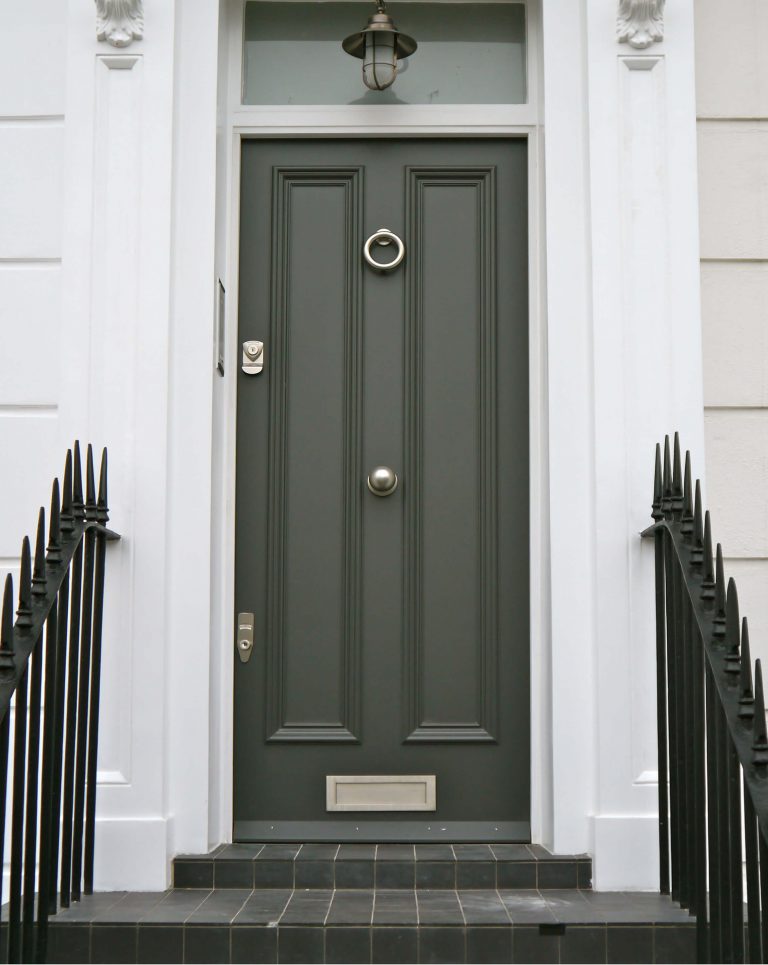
[585,0,704,889]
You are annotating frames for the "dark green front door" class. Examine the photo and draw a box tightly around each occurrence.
[234,139,529,841]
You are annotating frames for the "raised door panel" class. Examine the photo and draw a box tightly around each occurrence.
[404,168,499,742]
[265,168,363,741]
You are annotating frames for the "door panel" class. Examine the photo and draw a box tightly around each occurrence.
[404,167,499,742]
[234,139,529,838]
[265,168,363,742]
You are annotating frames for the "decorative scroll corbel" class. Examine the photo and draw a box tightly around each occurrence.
[95,0,144,48]
[617,0,665,50]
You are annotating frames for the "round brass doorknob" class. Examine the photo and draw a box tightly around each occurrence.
[367,466,398,497]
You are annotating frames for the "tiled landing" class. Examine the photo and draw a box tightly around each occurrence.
[173,843,593,892]
[47,888,696,964]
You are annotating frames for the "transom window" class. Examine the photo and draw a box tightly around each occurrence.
[242,1,527,106]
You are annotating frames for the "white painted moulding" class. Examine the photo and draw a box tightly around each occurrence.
[326,775,437,812]
[617,0,665,50]
[95,0,144,48]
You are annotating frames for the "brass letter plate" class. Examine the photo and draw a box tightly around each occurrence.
[326,775,436,812]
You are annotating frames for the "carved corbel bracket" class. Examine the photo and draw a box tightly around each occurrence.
[617,0,665,50]
[95,0,144,48]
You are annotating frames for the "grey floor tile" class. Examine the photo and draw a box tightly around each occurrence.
[92,892,169,924]
[91,923,137,964]
[256,844,301,860]
[490,844,533,861]
[216,843,265,860]
[52,893,123,923]
[187,889,251,923]
[416,890,464,925]
[326,926,372,964]
[337,844,376,860]
[607,925,654,964]
[174,861,213,889]
[376,844,416,861]
[296,843,339,861]
[457,890,510,924]
[467,926,513,964]
[544,891,602,923]
[294,860,334,889]
[415,844,454,861]
[453,844,495,861]
[49,923,92,964]
[183,923,230,964]
[231,925,278,965]
[234,889,291,925]
[213,859,254,889]
[653,924,696,964]
[326,890,375,925]
[513,924,561,963]
[137,924,184,964]
[560,925,607,964]
[419,926,465,964]
[376,861,415,889]
[278,925,324,964]
[416,861,456,889]
[372,927,418,964]
[280,890,334,925]
[142,890,212,924]
[373,890,418,926]
[334,860,375,889]
[498,890,556,924]
[538,861,579,889]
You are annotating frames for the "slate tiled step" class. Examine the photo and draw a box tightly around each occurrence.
[47,889,696,964]
[173,843,593,891]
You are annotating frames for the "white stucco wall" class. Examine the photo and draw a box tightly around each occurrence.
[0,1,68,594]
[696,0,768,671]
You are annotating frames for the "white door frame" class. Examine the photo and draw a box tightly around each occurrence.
[210,0,550,847]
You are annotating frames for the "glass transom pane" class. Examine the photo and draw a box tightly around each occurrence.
[243,2,527,105]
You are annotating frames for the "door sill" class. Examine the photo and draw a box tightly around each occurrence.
[234,820,530,843]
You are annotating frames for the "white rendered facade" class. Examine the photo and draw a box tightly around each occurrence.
[0,0,705,892]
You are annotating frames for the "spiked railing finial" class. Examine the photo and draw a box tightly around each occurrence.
[681,451,694,537]
[32,508,46,597]
[753,660,768,769]
[691,480,704,565]
[73,440,85,522]
[701,511,715,601]
[672,433,683,514]
[662,435,672,516]
[85,444,97,523]
[652,444,663,522]
[725,577,741,677]
[713,544,727,639]
[739,617,755,722]
[97,448,109,525]
[16,536,32,631]
[61,449,74,535]
[0,575,15,677]
[47,478,62,565]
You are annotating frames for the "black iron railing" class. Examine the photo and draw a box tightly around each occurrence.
[0,444,118,963]
[646,433,768,964]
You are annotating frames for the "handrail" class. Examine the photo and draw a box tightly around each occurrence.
[645,433,768,964]
[0,443,119,964]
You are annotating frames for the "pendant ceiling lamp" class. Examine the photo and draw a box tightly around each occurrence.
[342,0,417,91]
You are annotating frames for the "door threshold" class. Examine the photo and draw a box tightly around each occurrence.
[234,820,530,843]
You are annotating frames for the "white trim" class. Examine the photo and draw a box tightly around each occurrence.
[208,0,548,850]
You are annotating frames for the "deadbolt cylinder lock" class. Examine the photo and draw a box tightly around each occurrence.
[242,341,264,375]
